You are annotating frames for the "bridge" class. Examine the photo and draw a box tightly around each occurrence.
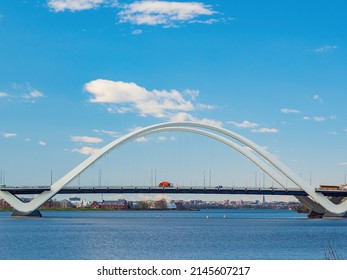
[4,185,347,197]
[1,185,310,196]
[1,121,347,218]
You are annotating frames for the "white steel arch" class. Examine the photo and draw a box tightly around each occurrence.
[1,121,347,215]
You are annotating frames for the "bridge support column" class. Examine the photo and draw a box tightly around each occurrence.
[295,196,347,219]
[11,210,42,217]
[296,196,326,218]
[321,197,347,218]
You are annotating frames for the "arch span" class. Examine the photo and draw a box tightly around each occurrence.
[1,122,347,214]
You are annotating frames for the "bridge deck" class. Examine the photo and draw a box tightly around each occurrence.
[2,186,347,197]
[1,186,307,196]
[58,187,309,196]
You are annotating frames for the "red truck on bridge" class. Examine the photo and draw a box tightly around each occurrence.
[158,181,173,187]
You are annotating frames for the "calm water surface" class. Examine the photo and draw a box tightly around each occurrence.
[0,209,346,260]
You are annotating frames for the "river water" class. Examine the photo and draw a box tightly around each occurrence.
[0,209,346,260]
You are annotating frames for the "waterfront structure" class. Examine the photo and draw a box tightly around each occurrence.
[101,199,128,210]
[1,121,346,217]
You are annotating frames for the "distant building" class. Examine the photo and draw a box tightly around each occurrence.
[190,200,203,205]
[90,201,101,209]
[174,201,184,210]
[58,199,74,208]
[101,199,128,210]
[69,197,90,208]
[42,199,54,208]
[0,199,11,208]
[167,202,177,210]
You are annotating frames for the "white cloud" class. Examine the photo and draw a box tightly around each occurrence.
[118,1,216,27]
[22,89,44,102]
[280,108,300,114]
[30,90,44,98]
[0,92,9,97]
[135,134,176,143]
[71,135,103,143]
[169,112,222,128]
[157,135,177,141]
[85,79,215,120]
[48,0,115,12]
[72,146,100,155]
[313,116,325,122]
[313,94,323,103]
[135,136,149,142]
[304,116,325,122]
[2,83,44,102]
[38,140,47,146]
[196,103,215,110]
[228,120,259,128]
[339,162,347,166]
[127,126,144,133]
[93,129,119,138]
[315,45,337,53]
[251,128,279,134]
[85,79,221,127]
[2,133,17,138]
[189,18,218,24]
[183,89,199,100]
[132,29,143,35]
[115,106,134,114]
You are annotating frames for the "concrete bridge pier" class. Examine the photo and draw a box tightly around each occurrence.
[296,196,347,219]
[322,197,347,218]
[11,210,42,217]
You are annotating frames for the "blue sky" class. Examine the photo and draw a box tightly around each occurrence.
[1,0,347,201]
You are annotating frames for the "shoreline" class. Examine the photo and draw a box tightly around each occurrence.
[0,207,299,212]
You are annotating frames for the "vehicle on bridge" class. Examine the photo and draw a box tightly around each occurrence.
[319,185,345,191]
[159,181,173,187]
